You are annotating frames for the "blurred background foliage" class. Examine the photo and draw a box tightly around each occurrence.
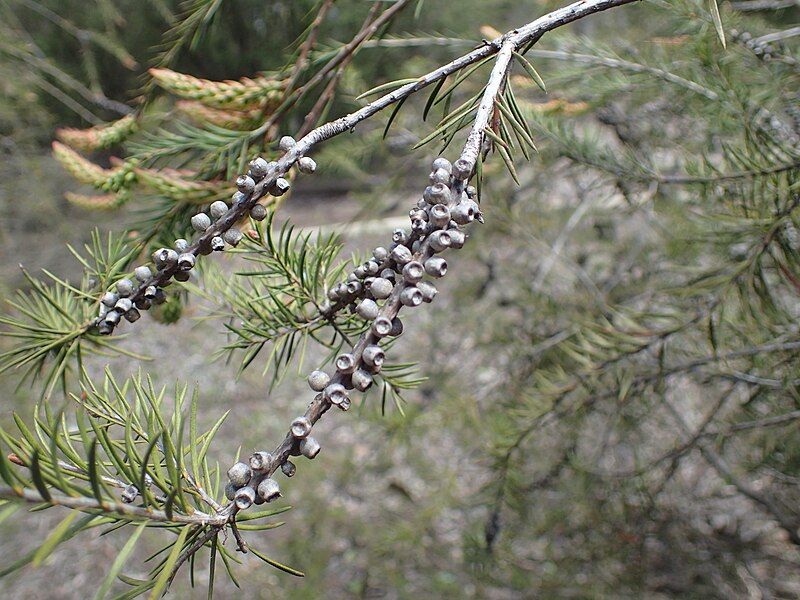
[1,0,800,598]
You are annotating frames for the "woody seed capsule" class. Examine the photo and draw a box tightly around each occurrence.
[429,182,449,204]
[121,485,138,504]
[174,238,189,253]
[211,236,225,251]
[465,185,477,198]
[227,461,251,487]
[153,248,178,269]
[432,157,452,173]
[98,321,113,335]
[300,436,321,459]
[380,268,396,283]
[248,157,270,180]
[428,230,452,252]
[250,204,267,221]
[390,317,403,336]
[116,279,134,297]
[452,158,471,179]
[391,245,413,265]
[281,460,296,477]
[210,201,228,219]
[373,246,388,262]
[365,260,380,276]
[346,281,362,295]
[223,228,243,247]
[372,316,392,337]
[135,298,151,310]
[392,228,409,245]
[298,156,317,173]
[101,292,119,307]
[400,286,423,307]
[429,204,451,228]
[448,229,466,249]
[403,261,424,283]
[370,278,393,299]
[124,308,140,323]
[424,257,447,278]
[307,370,330,392]
[324,383,348,405]
[232,191,247,205]
[291,416,313,438]
[115,297,133,313]
[338,397,351,411]
[177,253,195,271]
[257,478,281,502]
[237,174,255,195]
[356,298,380,320]
[249,451,272,472]
[417,281,438,303]
[354,265,367,279]
[153,288,167,304]
[174,271,190,282]
[327,287,340,302]
[269,178,291,196]
[351,369,373,392]
[279,135,296,151]
[335,353,356,374]
[225,482,237,501]
[430,168,450,184]
[191,213,211,232]
[235,486,256,510]
[362,345,385,368]
[134,266,152,282]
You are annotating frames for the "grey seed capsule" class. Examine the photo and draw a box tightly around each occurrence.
[232,191,247,204]
[448,229,466,249]
[403,261,424,283]
[465,185,477,199]
[223,228,243,247]
[370,278,393,300]
[211,236,225,251]
[153,288,167,304]
[98,321,113,335]
[372,316,392,337]
[411,218,428,233]
[346,280,362,295]
[103,310,122,325]
[121,484,138,504]
[373,246,388,262]
[347,272,359,282]
[424,257,447,278]
[134,266,152,282]
[417,199,429,210]
[269,177,291,196]
[362,345,385,368]
[250,451,272,472]
[327,287,340,302]
[351,368,373,392]
[300,436,321,459]
[354,265,367,279]
[417,281,438,303]
[365,260,380,276]
[390,317,403,336]
[153,248,179,269]
[98,304,109,318]
[281,460,296,477]
[452,158,472,179]
[257,478,281,502]
[237,174,255,195]
[335,353,356,374]
[234,486,256,510]
[432,157,452,173]
[428,230,452,252]
[400,286,423,307]
[191,213,212,232]
[335,282,348,297]
[210,200,228,219]
[291,416,313,438]
[338,397,351,411]
[124,308,141,323]
[363,277,376,291]
[308,370,330,392]
[324,383,348,405]
[175,238,189,252]
[380,269,397,283]
[227,461,252,487]
[248,157,269,180]
[298,156,317,174]
[409,208,428,221]
[392,228,409,245]
[451,201,475,225]
[422,186,436,204]
[279,135,296,151]
[429,204,451,228]
[411,240,422,254]
[174,271,190,282]
[115,297,133,313]
[356,298,380,320]
[225,482,238,501]
[177,253,195,271]
[430,168,451,185]
[429,182,450,204]
[101,291,119,307]
[135,297,152,310]
[250,204,268,221]
[116,279,134,297]
[391,245,413,265]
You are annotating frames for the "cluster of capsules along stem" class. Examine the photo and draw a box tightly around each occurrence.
[94,134,315,336]
[224,155,483,511]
